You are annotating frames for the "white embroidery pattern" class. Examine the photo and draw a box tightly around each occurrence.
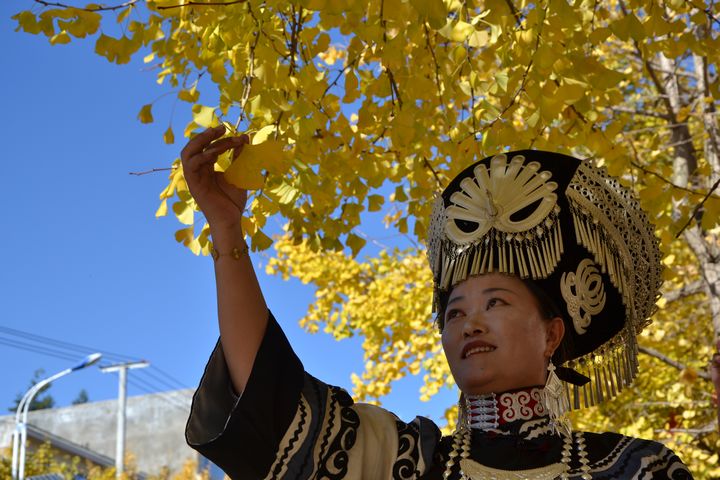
[560,258,607,335]
[498,388,547,423]
[444,154,558,245]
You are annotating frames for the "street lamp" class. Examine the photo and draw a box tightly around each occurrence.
[11,352,102,480]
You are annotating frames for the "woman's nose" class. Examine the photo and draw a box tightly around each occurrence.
[462,313,487,338]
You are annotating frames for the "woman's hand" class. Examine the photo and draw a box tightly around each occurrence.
[180,125,249,232]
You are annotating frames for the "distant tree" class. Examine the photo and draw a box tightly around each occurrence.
[8,369,56,413]
[72,389,90,405]
[0,443,210,480]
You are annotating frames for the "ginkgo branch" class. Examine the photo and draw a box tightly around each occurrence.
[687,0,720,28]
[156,0,247,10]
[629,160,720,200]
[422,157,444,190]
[33,0,138,12]
[238,7,260,126]
[477,2,545,135]
[423,24,444,107]
[663,280,705,303]
[320,57,359,100]
[287,4,304,76]
[638,345,711,381]
[386,68,403,109]
[608,106,670,120]
[658,424,718,435]
[675,174,720,238]
[503,0,523,26]
[129,167,175,175]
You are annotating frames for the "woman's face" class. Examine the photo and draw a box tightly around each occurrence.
[441,273,564,395]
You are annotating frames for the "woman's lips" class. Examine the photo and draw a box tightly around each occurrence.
[462,340,497,358]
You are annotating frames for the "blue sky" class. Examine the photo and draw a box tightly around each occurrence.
[1,0,455,426]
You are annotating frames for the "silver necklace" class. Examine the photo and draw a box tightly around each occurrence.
[443,429,591,479]
[443,391,592,479]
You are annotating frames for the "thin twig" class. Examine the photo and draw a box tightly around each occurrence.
[422,157,444,190]
[639,345,711,381]
[386,68,403,109]
[687,0,720,28]
[423,24,444,107]
[503,0,522,26]
[129,167,175,176]
[156,0,247,10]
[474,1,546,138]
[675,174,720,238]
[33,0,138,12]
[629,160,720,199]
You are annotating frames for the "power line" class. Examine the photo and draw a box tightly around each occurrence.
[0,336,80,363]
[143,365,189,390]
[0,325,136,363]
[136,367,187,392]
[0,325,191,392]
[127,377,190,412]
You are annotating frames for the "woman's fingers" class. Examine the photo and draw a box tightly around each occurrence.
[208,135,249,155]
[181,125,226,160]
[183,129,249,173]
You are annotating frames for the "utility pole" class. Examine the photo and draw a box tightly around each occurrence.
[101,361,149,479]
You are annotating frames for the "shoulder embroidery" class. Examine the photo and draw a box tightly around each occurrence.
[393,420,421,479]
[267,396,308,480]
[315,386,360,479]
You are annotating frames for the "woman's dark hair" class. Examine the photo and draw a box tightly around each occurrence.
[435,277,573,364]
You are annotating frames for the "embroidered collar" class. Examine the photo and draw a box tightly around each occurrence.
[466,387,548,431]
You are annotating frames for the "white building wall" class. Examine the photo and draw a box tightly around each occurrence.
[0,389,199,476]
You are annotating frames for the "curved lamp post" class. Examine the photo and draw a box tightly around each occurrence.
[11,352,102,480]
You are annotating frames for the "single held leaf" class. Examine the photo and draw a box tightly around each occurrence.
[253,125,277,144]
[224,139,286,190]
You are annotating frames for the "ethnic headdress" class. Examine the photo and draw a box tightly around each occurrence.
[427,150,662,410]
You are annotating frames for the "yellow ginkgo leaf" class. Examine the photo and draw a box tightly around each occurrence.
[192,105,217,128]
[163,126,174,144]
[224,139,286,190]
[138,104,153,124]
[155,199,168,218]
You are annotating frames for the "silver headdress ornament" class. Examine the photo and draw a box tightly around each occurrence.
[427,151,662,410]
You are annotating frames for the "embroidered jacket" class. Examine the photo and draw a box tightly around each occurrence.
[185,313,693,479]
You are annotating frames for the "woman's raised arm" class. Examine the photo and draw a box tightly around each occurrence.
[181,125,268,394]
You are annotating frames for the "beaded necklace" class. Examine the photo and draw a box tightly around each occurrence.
[443,389,592,480]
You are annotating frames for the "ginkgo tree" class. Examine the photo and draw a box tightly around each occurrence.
[13,0,720,476]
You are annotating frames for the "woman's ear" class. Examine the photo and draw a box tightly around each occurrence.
[545,316,565,358]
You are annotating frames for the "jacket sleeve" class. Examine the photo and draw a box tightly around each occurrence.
[185,312,442,480]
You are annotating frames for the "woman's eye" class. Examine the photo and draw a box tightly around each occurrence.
[446,309,462,321]
[486,297,505,310]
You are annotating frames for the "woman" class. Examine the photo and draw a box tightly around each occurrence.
[182,126,693,479]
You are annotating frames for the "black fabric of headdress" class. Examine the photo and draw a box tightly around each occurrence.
[439,150,628,366]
